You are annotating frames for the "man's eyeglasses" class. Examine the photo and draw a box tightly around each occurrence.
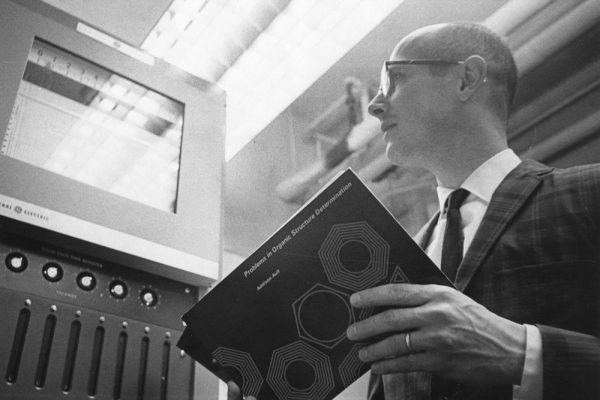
[379,59,464,97]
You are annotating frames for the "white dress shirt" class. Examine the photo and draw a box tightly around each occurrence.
[425,149,542,400]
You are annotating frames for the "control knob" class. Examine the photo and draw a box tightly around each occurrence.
[77,271,97,291]
[42,262,63,282]
[140,288,158,307]
[5,252,28,273]
[109,280,128,299]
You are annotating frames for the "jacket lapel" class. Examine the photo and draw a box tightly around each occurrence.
[454,160,552,292]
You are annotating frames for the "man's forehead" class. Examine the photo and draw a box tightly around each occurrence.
[389,24,447,60]
[389,42,420,61]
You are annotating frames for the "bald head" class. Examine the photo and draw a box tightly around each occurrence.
[393,23,518,118]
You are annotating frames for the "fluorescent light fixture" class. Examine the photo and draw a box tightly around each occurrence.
[125,110,149,126]
[99,98,116,112]
[108,83,128,98]
[143,0,403,160]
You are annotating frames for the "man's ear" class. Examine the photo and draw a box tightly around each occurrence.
[457,55,487,101]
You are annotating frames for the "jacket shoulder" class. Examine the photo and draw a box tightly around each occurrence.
[519,159,600,186]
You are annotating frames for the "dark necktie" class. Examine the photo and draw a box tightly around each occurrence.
[441,188,470,283]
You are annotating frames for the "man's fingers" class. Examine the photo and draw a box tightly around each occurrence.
[358,332,416,362]
[347,307,422,341]
[227,381,257,400]
[350,284,448,308]
[347,284,460,341]
[227,381,242,400]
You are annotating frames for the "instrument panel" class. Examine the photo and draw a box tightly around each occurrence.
[0,229,199,399]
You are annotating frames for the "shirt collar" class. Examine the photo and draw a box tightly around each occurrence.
[436,149,522,211]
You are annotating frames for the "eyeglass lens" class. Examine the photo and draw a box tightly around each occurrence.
[380,63,389,96]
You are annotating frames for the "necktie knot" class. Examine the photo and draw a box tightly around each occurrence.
[446,188,470,211]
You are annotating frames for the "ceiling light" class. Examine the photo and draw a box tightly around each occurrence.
[143,0,404,160]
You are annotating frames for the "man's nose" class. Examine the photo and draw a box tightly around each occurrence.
[367,91,386,118]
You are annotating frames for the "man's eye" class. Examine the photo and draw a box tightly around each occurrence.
[388,72,405,91]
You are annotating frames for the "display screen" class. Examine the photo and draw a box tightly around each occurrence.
[1,38,183,213]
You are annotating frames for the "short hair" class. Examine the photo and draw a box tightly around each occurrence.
[404,23,518,117]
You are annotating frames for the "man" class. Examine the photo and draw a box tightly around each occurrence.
[230,22,600,400]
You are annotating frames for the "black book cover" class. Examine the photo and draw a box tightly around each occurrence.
[178,168,452,400]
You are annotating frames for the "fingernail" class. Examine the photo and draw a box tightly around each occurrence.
[358,348,367,361]
[350,293,360,305]
[347,326,356,339]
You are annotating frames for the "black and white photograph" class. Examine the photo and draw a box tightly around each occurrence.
[1,1,599,399]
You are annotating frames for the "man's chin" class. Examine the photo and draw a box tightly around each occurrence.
[386,146,410,167]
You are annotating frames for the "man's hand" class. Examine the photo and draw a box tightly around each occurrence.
[346,284,526,385]
[227,381,256,400]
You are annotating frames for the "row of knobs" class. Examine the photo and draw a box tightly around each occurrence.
[5,251,158,307]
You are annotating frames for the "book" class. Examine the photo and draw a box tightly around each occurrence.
[177,168,452,400]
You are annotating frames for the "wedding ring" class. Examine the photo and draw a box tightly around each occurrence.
[405,332,414,354]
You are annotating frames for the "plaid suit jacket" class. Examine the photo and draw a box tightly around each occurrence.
[368,159,600,400]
